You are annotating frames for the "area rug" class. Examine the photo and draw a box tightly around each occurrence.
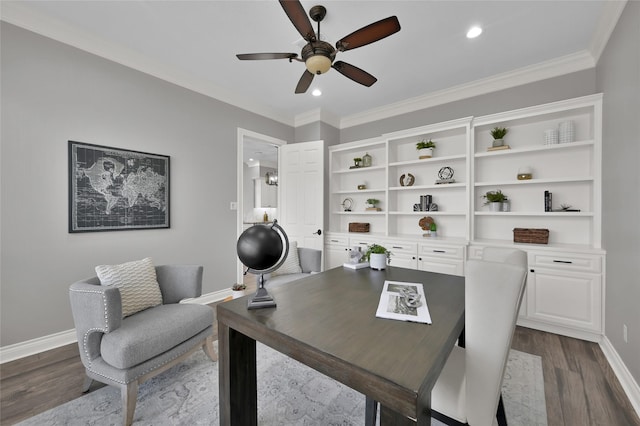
[18,343,547,425]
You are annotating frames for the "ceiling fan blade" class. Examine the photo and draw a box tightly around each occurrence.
[236,53,298,60]
[336,16,401,52]
[279,0,316,42]
[295,70,314,94]
[332,61,377,87]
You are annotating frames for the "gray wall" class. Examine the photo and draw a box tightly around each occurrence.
[0,23,293,346]
[596,1,640,385]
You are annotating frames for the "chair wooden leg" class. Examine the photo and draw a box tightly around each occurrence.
[203,335,218,362]
[121,381,139,426]
[496,394,507,426]
[82,375,94,393]
[365,397,378,426]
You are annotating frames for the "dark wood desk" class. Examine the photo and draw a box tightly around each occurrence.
[217,266,465,425]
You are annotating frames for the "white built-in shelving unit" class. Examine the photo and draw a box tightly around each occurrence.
[326,94,605,341]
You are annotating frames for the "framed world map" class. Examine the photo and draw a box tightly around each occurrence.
[68,141,170,232]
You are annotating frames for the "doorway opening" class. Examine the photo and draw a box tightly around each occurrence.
[236,129,286,286]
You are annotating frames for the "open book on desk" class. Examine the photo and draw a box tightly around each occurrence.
[375,280,432,324]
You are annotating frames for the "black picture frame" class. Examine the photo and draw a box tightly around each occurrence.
[68,141,170,233]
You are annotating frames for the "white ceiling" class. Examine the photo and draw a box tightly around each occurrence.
[1,1,624,128]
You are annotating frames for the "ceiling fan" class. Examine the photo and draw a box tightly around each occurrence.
[236,0,401,94]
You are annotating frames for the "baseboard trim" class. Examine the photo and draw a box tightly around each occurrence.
[0,290,230,364]
[516,318,601,343]
[599,336,640,418]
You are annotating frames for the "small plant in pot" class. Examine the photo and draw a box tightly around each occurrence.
[482,190,508,212]
[353,157,363,167]
[231,283,247,299]
[364,243,391,270]
[416,139,436,159]
[366,198,381,211]
[490,127,508,147]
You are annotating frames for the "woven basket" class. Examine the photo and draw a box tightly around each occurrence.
[513,228,549,244]
[348,222,370,233]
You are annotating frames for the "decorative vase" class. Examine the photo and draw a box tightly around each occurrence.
[369,253,387,270]
[492,138,504,147]
[489,202,502,212]
[362,152,372,167]
[418,148,434,159]
[501,201,510,212]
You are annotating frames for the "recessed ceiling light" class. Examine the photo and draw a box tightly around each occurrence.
[312,89,322,97]
[466,26,482,39]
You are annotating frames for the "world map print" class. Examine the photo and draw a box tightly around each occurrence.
[69,141,170,232]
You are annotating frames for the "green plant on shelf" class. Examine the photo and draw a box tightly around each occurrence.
[482,190,508,205]
[416,139,436,150]
[490,127,508,140]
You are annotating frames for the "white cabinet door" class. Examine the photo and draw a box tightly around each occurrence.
[390,253,418,269]
[527,267,602,332]
[280,140,325,254]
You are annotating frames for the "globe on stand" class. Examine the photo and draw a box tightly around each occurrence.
[236,220,289,309]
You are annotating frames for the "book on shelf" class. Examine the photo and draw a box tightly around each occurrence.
[375,280,432,324]
[487,145,511,151]
[544,190,552,212]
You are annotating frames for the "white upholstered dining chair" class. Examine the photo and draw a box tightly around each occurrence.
[366,248,528,426]
[430,248,527,426]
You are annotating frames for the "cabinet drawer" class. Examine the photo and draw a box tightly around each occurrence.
[419,244,464,259]
[384,241,418,254]
[529,252,602,273]
[349,236,379,249]
[325,235,348,246]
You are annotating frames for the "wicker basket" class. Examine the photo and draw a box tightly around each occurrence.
[513,228,549,244]
[348,222,370,233]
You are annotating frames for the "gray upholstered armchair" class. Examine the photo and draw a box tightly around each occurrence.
[69,264,216,426]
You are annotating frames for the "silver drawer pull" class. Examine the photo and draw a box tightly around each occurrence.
[433,250,446,253]
[392,246,404,249]
[553,260,573,264]
[330,239,340,243]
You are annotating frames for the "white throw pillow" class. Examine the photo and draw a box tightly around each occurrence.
[95,257,163,318]
[272,241,302,276]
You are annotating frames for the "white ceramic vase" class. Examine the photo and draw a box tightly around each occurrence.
[418,147,433,159]
[369,253,387,270]
[232,289,246,299]
[489,202,502,212]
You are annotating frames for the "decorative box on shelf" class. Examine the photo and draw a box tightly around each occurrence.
[513,228,549,244]
[349,222,370,233]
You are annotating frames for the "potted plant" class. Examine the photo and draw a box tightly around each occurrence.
[490,127,508,147]
[364,243,391,270]
[366,198,381,211]
[231,283,247,299]
[353,157,363,167]
[482,190,508,212]
[416,139,436,159]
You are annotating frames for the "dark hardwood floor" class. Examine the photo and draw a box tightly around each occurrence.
[2,317,638,425]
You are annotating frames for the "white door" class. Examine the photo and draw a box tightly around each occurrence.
[279,140,325,262]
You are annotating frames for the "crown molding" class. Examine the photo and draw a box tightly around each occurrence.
[0,2,295,127]
[294,107,340,129]
[589,0,628,63]
[339,50,596,129]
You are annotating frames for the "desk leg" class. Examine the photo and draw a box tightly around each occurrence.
[218,322,257,426]
[379,395,432,425]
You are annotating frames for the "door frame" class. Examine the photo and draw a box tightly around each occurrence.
[236,128,287,284]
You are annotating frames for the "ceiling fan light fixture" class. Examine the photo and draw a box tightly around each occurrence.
[305,54,332,75]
